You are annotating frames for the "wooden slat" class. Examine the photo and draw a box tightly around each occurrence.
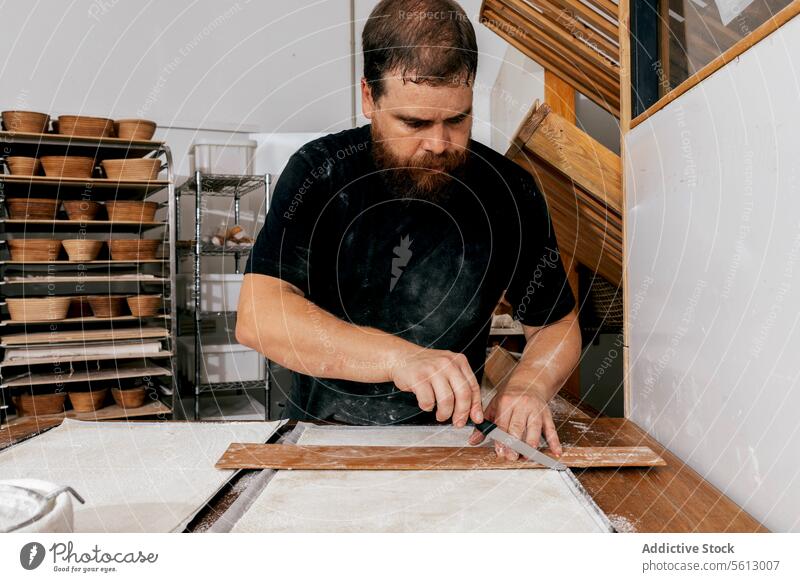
[214,443,666,470]
[550,0,619,42]
[532,0,619,60]
[482,6,620,116]
[588,0,618,20]
[2,363,172,388]
[520,103,622,214]
[0,327,168,346]
[494,0,620,95]
[503,0,619,76]
[510,153,623,283]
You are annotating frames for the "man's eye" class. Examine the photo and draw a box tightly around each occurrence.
[447,116,467,125]
[404,120,426,129]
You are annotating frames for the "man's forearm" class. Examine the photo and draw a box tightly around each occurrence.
[238,281,419,383]
[505,311,581,400]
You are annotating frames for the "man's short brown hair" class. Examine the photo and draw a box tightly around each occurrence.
[362,0,478,101]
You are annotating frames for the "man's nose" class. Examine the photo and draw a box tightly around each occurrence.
[420,124,448,155]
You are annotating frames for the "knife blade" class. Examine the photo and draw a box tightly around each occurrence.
[471,420,568,471]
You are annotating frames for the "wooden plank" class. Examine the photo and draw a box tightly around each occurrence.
[522,103,623,214]
[2,363,172,387]
[619,0,632,417]
[214,443,666,470]
[0,326,168,346]
[1,314,168,326]
[630,0,800,129]
[491,1,620,95]
[0,350,172,368]
[0,174,168,190]
[481,6,620,116]
[503,0,619,75]
[551,0,619,42]
[532,0,619,60]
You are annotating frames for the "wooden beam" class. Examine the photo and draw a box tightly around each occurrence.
[503,0,619,76]
[215,443,667,470]
[550,0,619,42]
[618,0,632,419]
[519,102,623,215]
[531,0,620,60]
[482,6,620,116]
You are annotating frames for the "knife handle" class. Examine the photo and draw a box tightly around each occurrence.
[469,420,497,435]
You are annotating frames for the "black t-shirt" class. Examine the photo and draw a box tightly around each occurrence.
[245,124,575,425]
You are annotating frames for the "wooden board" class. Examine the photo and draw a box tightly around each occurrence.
[215,443,665,470]
[2,363,172,387]
[0,326,168,346]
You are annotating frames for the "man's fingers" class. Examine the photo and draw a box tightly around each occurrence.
[413,382,436,412]
[454,356,483,424]
[447,366,472,428]
[525,413,543,451]
[468,428,484,446]
[542,414,562,456]
[430,376,455,422]
[503,407,530,461]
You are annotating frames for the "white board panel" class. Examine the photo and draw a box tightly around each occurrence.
[626,15,800,532]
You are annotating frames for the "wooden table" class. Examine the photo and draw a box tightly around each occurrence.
[0,398,766,533]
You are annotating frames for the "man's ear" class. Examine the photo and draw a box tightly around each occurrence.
[361,77,376,120]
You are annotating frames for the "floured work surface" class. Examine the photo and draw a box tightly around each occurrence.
[231,425,613,532]
[216,443,665,470]
[0,418,284,532]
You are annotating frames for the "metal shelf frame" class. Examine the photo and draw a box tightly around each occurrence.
[0,132,179,427]
[177,171,271,421]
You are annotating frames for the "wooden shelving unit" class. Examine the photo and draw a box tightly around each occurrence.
[0,128,178,427]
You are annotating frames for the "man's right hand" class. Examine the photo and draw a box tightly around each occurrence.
[389,349,484,427]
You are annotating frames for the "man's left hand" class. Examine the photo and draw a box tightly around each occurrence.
[468,385,563,460]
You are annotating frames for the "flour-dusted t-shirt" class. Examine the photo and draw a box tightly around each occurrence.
[245,124,575,425]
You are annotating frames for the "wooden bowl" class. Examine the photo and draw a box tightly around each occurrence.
[107,239,160,260]
[6,297,72,321]
[126,295,162,317]
[40,156,95,179]
[56,115,113,137]
[13,392,66,417]
[1,110,50,133]
[68,389,108,413]
[87,294,129,317]
[113,119,156,140]
[6,156,42,176]
[111,387,146,409]
[62,199,102,221]
[101,158,160,181]
[62,239,103,262]
[105,201,158,223]
[7,239,62,261]
[6,197,59,220]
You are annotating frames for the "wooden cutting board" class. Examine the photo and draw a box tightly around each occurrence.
[215,443,666,470]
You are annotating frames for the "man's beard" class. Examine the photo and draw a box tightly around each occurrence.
[371,123,469,204]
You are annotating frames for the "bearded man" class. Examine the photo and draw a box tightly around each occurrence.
[236,0,580,460]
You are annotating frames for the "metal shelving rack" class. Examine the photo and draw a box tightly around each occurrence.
[176,171,270,421]
[0,130,179,427]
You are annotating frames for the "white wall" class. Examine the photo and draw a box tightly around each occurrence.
[0,0,352,134]
[626,15,800,532]
[488,45,545,153]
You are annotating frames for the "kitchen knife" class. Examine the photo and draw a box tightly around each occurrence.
[470,420,568,471]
